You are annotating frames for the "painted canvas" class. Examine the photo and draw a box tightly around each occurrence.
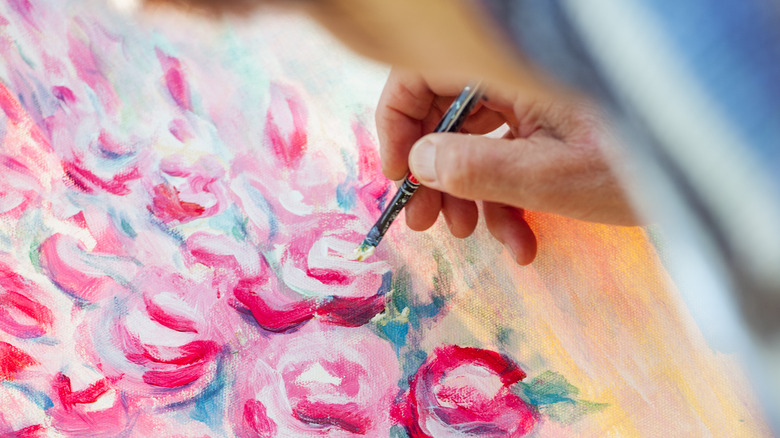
[0,1,771,436]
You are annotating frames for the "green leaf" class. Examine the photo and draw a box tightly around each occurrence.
[541,399,609,424]
[520,370,579,405]
[517,371,608,425]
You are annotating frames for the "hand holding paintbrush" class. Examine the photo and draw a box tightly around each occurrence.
[353,81,484,261]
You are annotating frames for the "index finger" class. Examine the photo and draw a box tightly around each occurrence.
[376,71,509,180]
[375,70,436,180]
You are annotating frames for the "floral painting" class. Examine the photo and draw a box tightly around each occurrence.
[0,1,771,436]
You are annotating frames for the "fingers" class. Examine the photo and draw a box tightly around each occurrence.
[376,71,435,180]
[408,132,586,211]
[483,202,537,265]
[441,195,478,238]
[408,133,534,205]
[403,185,440,231]
[402,184,478,237]
[376,71,508,181]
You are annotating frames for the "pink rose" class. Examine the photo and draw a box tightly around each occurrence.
[58,130,143,196]
[79,268,226,404]
[227,213,390,333]
[43,93,145,197]
[232,322,400,436]
[38,233,136,304]
[398,345,538,437]
[184,231,263,299]
[62,156,141,196]
[182,232,314,333]
[272,213,390,325]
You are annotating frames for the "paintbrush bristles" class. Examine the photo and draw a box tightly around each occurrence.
[351,242,376,262]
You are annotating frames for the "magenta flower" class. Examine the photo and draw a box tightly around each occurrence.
[398,345,539,437]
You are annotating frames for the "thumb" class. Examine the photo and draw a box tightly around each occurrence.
[408,132,547,207]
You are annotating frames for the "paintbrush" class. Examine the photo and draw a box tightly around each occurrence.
[352,81,484,261]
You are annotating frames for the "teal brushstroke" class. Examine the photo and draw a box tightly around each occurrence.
[389,425,409,438]
[28,336,59,346]
[496,326,513,349]
[243,184,278,243]
[340,148,357,179]
[190,365,226,430]
[517,371,608,424]
[390,267,412,314]
[336,181,356,212]
[521,370,580,405]
[232,215,249,242]
[15,42,35,68]
[432,250,453,298]
[4,381,53,410]
[400,350,428,388]
[380,319,408,350]
[206,206,249,241]
[120,217,137,238]
[410,295,446,322]
[385,260,451,333]
[28,242,41,271]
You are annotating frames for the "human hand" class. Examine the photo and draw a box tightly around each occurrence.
[376,70,636,265]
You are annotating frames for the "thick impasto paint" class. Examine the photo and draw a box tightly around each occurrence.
[0,1,771,436]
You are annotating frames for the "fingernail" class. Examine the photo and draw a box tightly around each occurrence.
[409,139,437,184]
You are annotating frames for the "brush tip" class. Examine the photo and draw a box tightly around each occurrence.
[351,242,376,262]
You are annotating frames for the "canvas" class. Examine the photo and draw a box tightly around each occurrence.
[0,1,771,436]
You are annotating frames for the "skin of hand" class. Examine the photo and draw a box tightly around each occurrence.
[377,70,636,265]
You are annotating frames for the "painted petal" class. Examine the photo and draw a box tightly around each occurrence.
[156,49,192,112]
[0,291,53,339]
[62,158,140,196]
[149,183,205,224]
[292,400,369,434]
[265,82,308,167]
[317,295,386,327]
[0,264,54,338]
[142,362,211,388]
[0,341,37,380]
[243,400,277,438]
[233,276,316,333]
[38,233,120,303]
